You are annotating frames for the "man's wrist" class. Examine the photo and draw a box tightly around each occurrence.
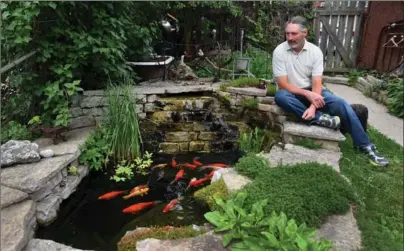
[309,104,316,110]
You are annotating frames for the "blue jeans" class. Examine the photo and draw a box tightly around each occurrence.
[274,88,371,148]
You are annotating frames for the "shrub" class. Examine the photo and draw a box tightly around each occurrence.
[266,84,277,96]
[241,97,258,110]
[234,154,270,179]
[193,178,229,211]
[238,127,279,154]
[0,121,32,144]
[79,126,111,171]
[238,162,357,228]
[387,78,404,118]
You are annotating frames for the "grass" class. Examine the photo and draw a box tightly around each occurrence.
[266,84,277,96]
[117,225,206,251]
[294,138,323,150]
[339,127,403,251]
[241,97,258,110]
[234,154,357,228]
[219,77,261,91]
[106,82,142,161]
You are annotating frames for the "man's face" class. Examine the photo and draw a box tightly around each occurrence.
[285,23,307,50]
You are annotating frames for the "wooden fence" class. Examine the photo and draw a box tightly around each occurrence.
[313,1,366,72]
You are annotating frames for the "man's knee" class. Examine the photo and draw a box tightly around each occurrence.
[275,89,292,106]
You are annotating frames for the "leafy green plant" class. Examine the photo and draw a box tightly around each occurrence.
[0,121,32,144]
[79,126,111,171]
[387,78,404,118]
[204,192,332,250]
[68,166,79,176]
[110,151,153,182]
[294,138,323,149]
[105,82,142,161]
[234,154,270,179]
[347,70,366,86]
[238,127,269,153]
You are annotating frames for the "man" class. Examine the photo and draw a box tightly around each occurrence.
[272,16,389,167]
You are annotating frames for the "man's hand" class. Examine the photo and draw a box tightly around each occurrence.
[302,106,316,120]
[305,91,325,108]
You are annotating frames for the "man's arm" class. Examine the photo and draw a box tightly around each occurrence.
[309,48,326,108]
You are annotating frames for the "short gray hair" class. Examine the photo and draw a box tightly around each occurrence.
[286,16,308,32]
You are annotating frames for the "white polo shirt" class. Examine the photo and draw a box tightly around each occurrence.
[272,40,324,89]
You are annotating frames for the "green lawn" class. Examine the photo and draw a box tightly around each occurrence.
[339,127,403,251]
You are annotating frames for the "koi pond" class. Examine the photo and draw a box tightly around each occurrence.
[35,151,244,251]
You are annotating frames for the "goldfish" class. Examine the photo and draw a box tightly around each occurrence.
[151,163,168,170]
[122,186,149,200]
[162,198,181,213]
[122,201,159,214]
[98,190,127,200]
[209,163,228,168]
[129,184,148,194]
[192,157,203,166]
[182,163,197,170]
[188,177,210,188]
[206,170,215,179]
[170,169,185,184]
[199,165,225,171]
[171,158,177,168]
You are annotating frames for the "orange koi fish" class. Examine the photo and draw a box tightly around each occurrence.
[122,201,159,214]
[98,190,127,200]
[162,198,180,213]
[192,157,203,166]
[199,165,225,171]
[123,186,149,200]
[170,169,185,184]
[129,184,148,194]
[206,170,215,179]
[182,163,197,170]
[171,158,177,168]
[188,177,210,188]
[151,163,168,170]
[209,163,228,168]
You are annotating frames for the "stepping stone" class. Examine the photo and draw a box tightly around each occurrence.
[265,144,341,173]
[282,121,346,151]
[1,200,36,251]
[316,206,361,251]
[25,239,94,251]
[1,185,29,209]
[211,168,252,192]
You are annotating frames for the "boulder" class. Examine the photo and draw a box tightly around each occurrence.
[24,239,94,251]
[1,140,41,168]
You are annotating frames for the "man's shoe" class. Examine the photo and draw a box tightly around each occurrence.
[315,114,341,130]
[359,144,389,167]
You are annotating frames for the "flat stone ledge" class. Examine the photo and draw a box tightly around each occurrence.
[323,76,349,85]
[25,239,94,251]
[265,144,341,172]
[1,185,29,209]
[226,87,266,97]
[1,200,36,251]
[283,121,346,142]
[257,104,290,115]
[211,168,252,192]
[1,154,78,194]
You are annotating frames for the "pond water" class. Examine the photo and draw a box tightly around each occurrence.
[35,151,244,251]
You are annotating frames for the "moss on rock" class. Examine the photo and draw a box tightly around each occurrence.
[193,178,229,211]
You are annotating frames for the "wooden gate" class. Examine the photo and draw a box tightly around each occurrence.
[313,1,366,72]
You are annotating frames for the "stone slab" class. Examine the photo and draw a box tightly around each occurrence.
[211,168,252,192]
[257,104,290,115]
[135,231,227,251]
[52,165,89,200]
[316,206,361,251]
[69,116,95,129]
[226,87,267,97]
[35,127,94,156]
[1,154,78,194]
[1,200,36,251]
[1,185,29,209]
[283,134,341,152]
[25,239,94,251]
[283,121,346,142]
[323,76,349,85]
[257,96,275,104]
[265,144,341,172]
[36,194,61,226]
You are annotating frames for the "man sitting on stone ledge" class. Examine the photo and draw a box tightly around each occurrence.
[272,16,389,167]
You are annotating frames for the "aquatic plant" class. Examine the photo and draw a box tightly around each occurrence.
[238,127,276,154]
[105,81,142,161]
[205,191,333,250]
[111,151,153,182]
[117,225,206,251]
[193,178,229,211]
